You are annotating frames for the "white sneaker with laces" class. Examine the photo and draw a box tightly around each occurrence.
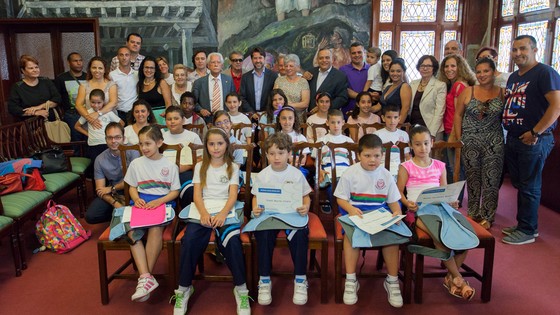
[171,287,193,315]
[234,288,251,315]
[131,275,159,302]
[292,280,308,305]
[343,280,359,305]
[257,280,272,305]
[383,280,403,308]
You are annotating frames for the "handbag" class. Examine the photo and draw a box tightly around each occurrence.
[32,147,68,174]
[23,168,46,191]
[44,103,71,143]
[0,173,23,196]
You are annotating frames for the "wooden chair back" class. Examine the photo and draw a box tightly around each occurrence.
[430,140,462,183]
[326,142,359,215]
[183,123,205,139]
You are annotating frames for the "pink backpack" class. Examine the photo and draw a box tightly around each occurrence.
[36,200,91,254]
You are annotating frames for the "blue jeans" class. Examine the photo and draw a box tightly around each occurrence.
[505,134,554,235]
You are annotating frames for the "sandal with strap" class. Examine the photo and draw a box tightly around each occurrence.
[443,275,475,300]
[478,219,492,230]
[455,278,476,301]
[443,274,463,299]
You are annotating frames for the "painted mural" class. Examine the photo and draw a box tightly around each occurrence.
[217,0,372,71]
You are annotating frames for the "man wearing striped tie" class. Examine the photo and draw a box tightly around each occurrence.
[193,52,236,123]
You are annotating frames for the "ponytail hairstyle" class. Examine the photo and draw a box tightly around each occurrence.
[199,128,234,189]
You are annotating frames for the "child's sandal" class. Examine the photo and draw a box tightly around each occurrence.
[455,278,476,301]
[443,274,462,299]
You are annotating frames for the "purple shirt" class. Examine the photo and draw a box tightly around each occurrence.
[340,62,369,114]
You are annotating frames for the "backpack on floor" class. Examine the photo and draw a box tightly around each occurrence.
[36,200,91,254]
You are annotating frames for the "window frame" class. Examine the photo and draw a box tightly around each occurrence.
[492,0,560,72]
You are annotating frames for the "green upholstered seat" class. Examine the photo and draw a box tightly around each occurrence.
[43,172,80,193]
[0,215,14,229]
[70,157,91,174]
[0,191,51,218]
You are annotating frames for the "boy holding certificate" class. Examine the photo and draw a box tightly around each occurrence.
[251,132,312,306]
[334,134,406,308]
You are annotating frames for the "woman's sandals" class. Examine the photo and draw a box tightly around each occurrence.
[443,274,475,301]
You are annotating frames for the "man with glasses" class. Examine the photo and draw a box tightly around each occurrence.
[224,51,245,92]
[85,122,139,224]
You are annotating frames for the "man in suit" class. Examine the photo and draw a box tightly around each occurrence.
[193,52,236,123]
[307,48,348,111]
[240,47,278,119]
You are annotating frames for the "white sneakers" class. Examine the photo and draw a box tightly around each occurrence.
[383,280,403,308]
[233,288,251,315]
[343,280,359,305]
[293,280,308,305]
[171,287,193,315]
[257,280,272,305]
[131,275,158,302]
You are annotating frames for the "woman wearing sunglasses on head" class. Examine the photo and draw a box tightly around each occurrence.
[453,57,504,230]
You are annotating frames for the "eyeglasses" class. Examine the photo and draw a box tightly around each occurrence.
[231,59,243,63]
[106,135,123,141]
[214,119,231,127]
[419,65,434,69]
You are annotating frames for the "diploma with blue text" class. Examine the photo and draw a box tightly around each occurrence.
[416,181,466,205]
[256,182,302,214]
[187,199,236,220]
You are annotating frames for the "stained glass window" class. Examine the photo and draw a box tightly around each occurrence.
[442,30,457,57]
[380,0,394,23]
[401,0,437,23]
[552,19,560,72]
[444,0,459,21]
[379,31,393,52]
[400,31,435,80]
[502,0,514,17]
[518,20,548,62]
[519,0,549,13]
[497,26,512,72]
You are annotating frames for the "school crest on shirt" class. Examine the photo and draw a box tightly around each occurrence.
[161,167,169,177]
[220,175,229,184]
[375,179,386,190]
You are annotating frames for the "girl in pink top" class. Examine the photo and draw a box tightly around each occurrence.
[397,125,474,301]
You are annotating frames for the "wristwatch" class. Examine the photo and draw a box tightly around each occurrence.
[98,111,104,117]
[530,129,540,138]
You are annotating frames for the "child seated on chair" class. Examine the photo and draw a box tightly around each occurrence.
[334,134,405,308]
[251,132,312,306]
[316,109,354,191]
[225,92,252,144]
[306,92,331,141]
[397,125,475,301]
[124,125,180,302]
[172,128,250,315]
[374,103,410,179]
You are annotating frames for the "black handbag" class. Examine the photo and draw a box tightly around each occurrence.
[32,147,68,174]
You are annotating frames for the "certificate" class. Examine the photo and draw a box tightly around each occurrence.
[256,182,302,214]
[349,209,405,235]
[416,181,466,205]
[187,199,236,220]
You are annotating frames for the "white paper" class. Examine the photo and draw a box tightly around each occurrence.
[256,182,302,214]
[187,199,235,220]
[416,181,466,205]
[349,209,406,235]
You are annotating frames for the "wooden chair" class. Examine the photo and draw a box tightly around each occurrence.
[254,141,329,303]
[172,142,254,292]
[328,141,413,304]
[182,123,206,139]
[230,122,255,144]
[360,122,411,140]
[309,123,360,143]
[96,143,183,305]
[257,123,276,142]
[0,210,22,277]
[410,140,495,303]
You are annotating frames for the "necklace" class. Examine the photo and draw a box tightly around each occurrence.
[143,79,155,85]
[419,80,429,87]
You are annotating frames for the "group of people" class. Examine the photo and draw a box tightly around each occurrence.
[6,31,559,313]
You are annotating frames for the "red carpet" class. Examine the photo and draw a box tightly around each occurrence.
[1,178,559,314]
